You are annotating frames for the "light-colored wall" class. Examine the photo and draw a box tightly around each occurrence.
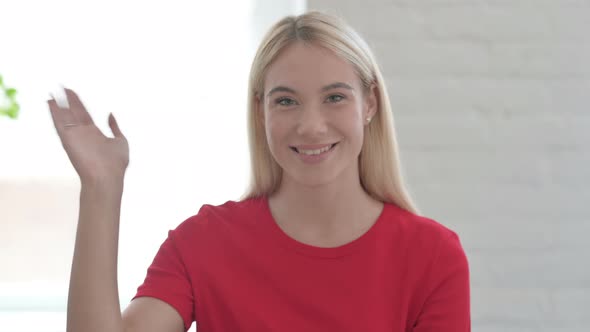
[307,0,590,331]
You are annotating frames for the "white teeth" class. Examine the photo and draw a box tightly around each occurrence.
[297,144,333,155]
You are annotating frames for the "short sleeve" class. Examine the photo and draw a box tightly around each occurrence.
[413,231,471,332]
[132,229,195,331]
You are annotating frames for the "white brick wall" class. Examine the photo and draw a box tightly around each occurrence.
[308,0,590,330]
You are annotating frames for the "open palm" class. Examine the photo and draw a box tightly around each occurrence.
[48,88,129,183]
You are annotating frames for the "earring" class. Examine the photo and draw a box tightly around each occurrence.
[366,117,372,123]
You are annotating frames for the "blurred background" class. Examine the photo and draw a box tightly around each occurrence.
[0,0,588,331]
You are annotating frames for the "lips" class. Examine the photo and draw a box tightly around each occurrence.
[290,142,339,153]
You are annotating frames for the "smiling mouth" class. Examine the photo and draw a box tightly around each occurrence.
[290,143,339,155]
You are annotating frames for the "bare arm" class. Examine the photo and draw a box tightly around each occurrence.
[66,180,125,332]
[49,88,185,332]
[122,297,185,332]
[67,180,185,332]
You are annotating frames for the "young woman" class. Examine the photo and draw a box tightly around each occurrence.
[49,11,470,332]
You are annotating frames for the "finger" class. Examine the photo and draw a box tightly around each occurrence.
[48,98,62,127]
[64,87,94,125]
[108,112,126,139]
[47,97,75,129]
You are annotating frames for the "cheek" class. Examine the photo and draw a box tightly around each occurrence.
[265,115,289,147]
[335,107,364,136]
[347,123,365,143]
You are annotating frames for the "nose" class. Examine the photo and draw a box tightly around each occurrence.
[296,105,328,137]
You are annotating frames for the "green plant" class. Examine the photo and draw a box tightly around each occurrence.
[0,74,20,119]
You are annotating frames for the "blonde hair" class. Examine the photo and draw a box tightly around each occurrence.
[241,11,419,215]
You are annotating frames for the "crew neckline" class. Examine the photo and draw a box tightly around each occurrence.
[257,196,387,259]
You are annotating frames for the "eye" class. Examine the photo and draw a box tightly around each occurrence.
[326,94,345,103]
[275,97,297,106]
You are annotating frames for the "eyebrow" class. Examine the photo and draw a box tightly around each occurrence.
[266,82,354,98]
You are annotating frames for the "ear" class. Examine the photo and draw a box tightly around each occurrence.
[364,84,378,125]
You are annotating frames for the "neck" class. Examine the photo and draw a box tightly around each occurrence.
[268,168,381,234]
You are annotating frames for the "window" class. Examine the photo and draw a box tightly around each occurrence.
[0,1,305,331]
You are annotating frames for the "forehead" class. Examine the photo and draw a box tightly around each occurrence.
[264,42,360,93]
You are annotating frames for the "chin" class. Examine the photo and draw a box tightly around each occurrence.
[286,169,343,188]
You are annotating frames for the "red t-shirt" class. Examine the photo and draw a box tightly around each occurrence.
[133,196,470,331]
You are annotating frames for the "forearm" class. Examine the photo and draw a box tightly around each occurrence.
[66,179,126,332]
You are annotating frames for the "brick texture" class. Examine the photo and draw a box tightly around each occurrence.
[308,0,590,330]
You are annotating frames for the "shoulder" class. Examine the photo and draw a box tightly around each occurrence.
[170,197,263,239]
[381,202,468,270]
[198,197,263,220]
[386,207,471,328]
[383,203,469,294]
[384,202,460,246]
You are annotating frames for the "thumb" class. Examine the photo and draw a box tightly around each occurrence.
[108,112,125,139]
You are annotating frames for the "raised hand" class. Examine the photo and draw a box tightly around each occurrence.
[48,88,129,185]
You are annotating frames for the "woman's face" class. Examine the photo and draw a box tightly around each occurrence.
[259,42,377,187]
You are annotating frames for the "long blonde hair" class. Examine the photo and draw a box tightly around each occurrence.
[241,11,419,215]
